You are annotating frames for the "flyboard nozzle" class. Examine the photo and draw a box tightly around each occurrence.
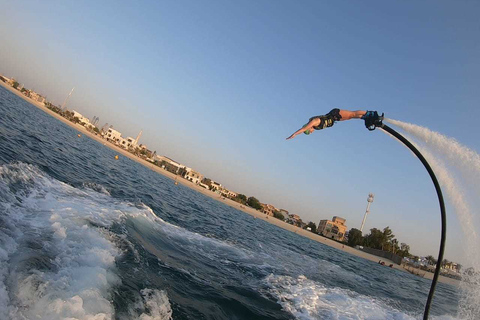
[364,112,384,131]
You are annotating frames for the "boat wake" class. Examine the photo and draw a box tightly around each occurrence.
[0,162,172,320]
[0,161,464,320]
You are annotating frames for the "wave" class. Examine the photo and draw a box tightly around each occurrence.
[263,274,460,320]
[0,161,461,319]
[0,162,172,320]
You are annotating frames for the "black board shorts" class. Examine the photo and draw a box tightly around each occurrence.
[326,108,342,121]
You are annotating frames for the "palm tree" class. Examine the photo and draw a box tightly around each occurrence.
[382,226,395,251]
[426,255,437,266]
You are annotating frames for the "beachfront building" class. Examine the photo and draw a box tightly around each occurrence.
[126,137,136,149]
[286,214,301,226]
[221,189,237,199]
[317,216,347,241]
[29,90,40,101]
[199,182,210,189]
[117,137,131,149]
[210,181,222,193]
[0,75,11,83]
[154,155,168,164]
[156,156,183,174]
[261,203,279,216]
[22,89,45,104]
[105,128,122,143]
[115,136,137,150]
[184,168,203,184]
[443,261,459,273]
[37,95,45,104]
[3,76,15,86]
[136,144,154,159]
[72,110,91,126]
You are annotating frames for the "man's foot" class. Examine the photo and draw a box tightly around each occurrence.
[362,111,384,131]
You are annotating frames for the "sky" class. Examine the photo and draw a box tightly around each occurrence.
[1,0,479,264]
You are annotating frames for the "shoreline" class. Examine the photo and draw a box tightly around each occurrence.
[0,81,461,287]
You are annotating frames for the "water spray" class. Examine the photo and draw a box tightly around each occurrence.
[365,114,446,320]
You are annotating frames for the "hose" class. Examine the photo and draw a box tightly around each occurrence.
[372,122,446,319]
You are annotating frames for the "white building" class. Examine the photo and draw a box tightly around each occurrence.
[222,189,237,198]
[184,167,204,184]
[105,128,122,143]
[115,136,137,149]
[0,75,12,83]
[126,137,136,148]
[210,181,222,193]
[72,110,91,126]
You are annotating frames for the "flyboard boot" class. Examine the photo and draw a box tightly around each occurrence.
[362,111,384,131]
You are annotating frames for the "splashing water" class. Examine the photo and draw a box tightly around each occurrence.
[384,118,480,319]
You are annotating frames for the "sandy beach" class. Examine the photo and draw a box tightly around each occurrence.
[0,80,460,287]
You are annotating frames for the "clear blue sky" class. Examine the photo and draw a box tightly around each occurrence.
[1,0,479,264]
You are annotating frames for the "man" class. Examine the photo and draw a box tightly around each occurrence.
[286,109,383,140]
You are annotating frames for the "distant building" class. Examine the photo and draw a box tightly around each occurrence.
[221,189,237,198]
[286,214,301,226]
[72,110,91,126]
[443,261,459,273]
[117,137,131,149]
[210,181,222,192]
[29,91,40,101]
[125,137,136,148]
[184,168,204,184]
[261,203,279,216]
[105,127,122,143]
[317,216,347,241]
[37,95,45,104]
[4,77,15,86]
[156,156,183,174]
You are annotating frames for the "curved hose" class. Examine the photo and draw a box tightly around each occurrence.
[378,124,447,319]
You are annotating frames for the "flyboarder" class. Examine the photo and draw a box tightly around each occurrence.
[286,109,383,140]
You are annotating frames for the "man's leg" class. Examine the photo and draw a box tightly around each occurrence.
[338,110,366,121]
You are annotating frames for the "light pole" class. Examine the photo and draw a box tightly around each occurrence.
[360,193,374,233]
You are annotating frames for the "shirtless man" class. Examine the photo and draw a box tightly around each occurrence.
[286,109,382,139]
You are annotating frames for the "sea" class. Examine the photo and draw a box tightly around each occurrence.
[0,85,463,319]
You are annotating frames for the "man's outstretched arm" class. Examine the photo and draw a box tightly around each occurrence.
[286,117,321,140]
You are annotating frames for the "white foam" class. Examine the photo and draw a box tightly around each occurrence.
[0,163,172,320]
[138,289,172,320]
[264,274,461,320]
[82,182,111,196]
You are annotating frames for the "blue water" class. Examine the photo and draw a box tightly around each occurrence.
[0,85,462,319]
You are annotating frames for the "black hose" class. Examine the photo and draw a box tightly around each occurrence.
[378,124,447,320]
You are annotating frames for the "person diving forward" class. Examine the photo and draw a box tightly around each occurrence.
[286,109,383,140]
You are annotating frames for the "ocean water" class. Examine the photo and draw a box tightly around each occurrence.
[0,86,462,320]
